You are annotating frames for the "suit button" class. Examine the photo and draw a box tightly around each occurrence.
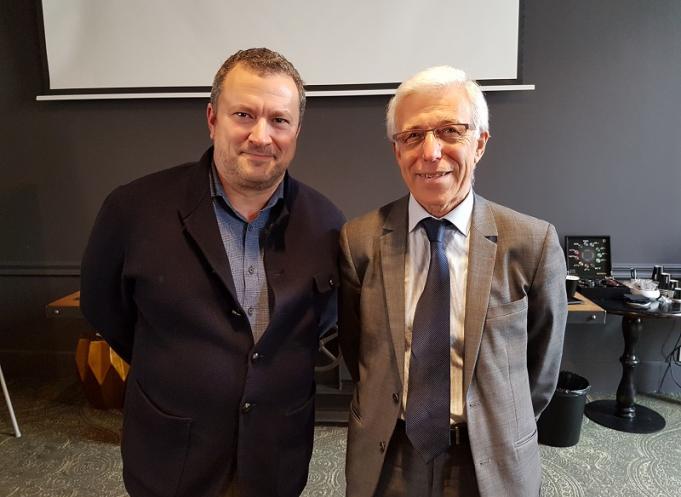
[252,352,261,362]
[392,393,399,403]
[379,441,386,453]
[241,402,255,413]
[329,278,335,288]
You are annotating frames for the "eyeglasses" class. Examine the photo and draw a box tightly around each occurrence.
[392,123,474,147]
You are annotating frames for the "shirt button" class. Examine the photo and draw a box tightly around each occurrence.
[252,352,261,362]
[248,265,255,275]
[392,392,399,403]
[231,309,242,317]
[247,225,253,231]
[329,278,335,288]
[241,402,254,413]
[247,307,254,316]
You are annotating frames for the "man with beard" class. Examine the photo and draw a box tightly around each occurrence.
[81,48,344,497]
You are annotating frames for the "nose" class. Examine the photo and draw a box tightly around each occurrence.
[248,119,272,146]
[421,130,442,162]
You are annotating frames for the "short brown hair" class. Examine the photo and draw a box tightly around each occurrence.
[210,48,306,121]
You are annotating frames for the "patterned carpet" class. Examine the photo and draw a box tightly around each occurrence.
[1,378,680,496]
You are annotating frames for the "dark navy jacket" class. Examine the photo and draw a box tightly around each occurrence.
[81,148,345,497]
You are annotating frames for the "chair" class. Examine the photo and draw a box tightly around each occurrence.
[0,363,21,437]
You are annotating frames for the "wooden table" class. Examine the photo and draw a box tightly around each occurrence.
[47,290,605,412]
[48,291,606,322]
[566,292,606,325]
[46,291,83,318]
[46,291,128,409]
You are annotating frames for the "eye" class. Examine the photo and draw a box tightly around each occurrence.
[437,124,466,142]
[233,111,253,120]
[400,130,425,144]
[272,117,291,126]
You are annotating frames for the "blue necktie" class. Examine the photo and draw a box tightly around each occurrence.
[405,217,451,462]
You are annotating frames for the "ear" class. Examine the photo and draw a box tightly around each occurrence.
[474,131,490,164]
[207,103,217,140]
[392,141,400,162]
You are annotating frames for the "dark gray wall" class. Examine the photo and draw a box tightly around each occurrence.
[2,2,681,391]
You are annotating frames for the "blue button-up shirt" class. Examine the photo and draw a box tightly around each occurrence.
[209,166,284,343]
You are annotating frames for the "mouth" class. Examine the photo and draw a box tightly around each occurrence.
[416,171,451,179]
[241,150,274,160]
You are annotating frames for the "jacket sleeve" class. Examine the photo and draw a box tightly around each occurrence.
[80,188,136,363]
[338,223,362,382]
[526,224,568,419]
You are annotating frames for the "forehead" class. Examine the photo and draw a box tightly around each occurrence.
[395,86,472,130]
[219,64,299,113]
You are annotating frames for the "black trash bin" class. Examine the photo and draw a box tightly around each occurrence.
[537,371,590,447]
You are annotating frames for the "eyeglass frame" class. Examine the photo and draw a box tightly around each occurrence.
[391,122,475,147]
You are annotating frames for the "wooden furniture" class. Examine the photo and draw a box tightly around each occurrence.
[47,291,128,409]
[566,292,606,325]
[48,291,606,323]
[47,290,605,414]
[46,291,83,318]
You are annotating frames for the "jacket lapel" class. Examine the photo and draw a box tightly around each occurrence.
[381,196,409,384]
[178,149,239,305]
[463,195,498,396]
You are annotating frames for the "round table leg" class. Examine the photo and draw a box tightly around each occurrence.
[584,316,665,433]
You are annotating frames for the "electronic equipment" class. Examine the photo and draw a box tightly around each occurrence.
[564,236,619,287]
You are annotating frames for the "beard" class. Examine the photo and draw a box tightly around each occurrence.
[215,148,288,193]
[234,164,286,192]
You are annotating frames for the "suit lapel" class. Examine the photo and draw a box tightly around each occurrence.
[381,197,409,384]
[463,195,498,396]
[178,150,239,305]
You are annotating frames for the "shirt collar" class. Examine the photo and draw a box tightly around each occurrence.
[407,189,474,236]
[209,163,285,223]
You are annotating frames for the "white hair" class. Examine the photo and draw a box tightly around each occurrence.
[386,66,489,140]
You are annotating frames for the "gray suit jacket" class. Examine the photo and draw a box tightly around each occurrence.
[339,194,567,497]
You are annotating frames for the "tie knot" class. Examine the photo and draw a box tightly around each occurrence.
[420,218,447,243]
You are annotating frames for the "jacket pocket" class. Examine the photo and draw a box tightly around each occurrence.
[485,296,528,320]
[349,400,362,423]
[122,380,192,497]
[313,270,339,331]
[277,393,316,496]
[313,271,338,294]
[514,427,538,448]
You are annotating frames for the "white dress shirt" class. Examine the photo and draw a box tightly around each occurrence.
[403,191,473,423]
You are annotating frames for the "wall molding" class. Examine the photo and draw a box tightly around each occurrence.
[612,263,681,280]
[0,263,80,277]
[2,262,679,279]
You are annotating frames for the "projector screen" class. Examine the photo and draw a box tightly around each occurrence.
[39,0,521,96]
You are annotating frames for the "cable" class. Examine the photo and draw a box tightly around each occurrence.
[657,323,681,392]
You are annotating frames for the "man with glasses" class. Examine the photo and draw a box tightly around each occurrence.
[81,48,344,497]
[339,66,567,497]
